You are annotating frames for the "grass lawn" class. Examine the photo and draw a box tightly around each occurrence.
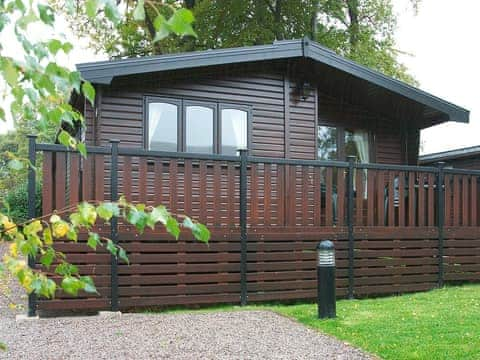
[268,285,480,359]
[161,285,480,359]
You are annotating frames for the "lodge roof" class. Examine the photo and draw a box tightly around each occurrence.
[419,145,480,163]
[77,37,469,125]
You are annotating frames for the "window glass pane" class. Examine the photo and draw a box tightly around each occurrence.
[185,105,214,153]
[345,129,369,163]
[148,102,178,151]
[317,126,337,160]
[221,109,248,155]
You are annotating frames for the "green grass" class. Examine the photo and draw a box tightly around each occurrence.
[270,285,480,360]
[157,285,480,359]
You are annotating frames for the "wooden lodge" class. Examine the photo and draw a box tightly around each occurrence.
[33,38,480,313]
[420,146,480,170]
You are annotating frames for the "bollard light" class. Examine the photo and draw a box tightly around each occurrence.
[317,240,336,319]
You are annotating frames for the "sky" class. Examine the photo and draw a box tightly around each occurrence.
[1,0,479,155]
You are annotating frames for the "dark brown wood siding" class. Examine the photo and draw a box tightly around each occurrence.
[84,62,418,163]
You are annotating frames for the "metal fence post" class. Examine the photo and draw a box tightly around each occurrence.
[347,156,355,299]
[110,140,120,311]
[436,161,446,287]
[27,135,37,317]
[239,149,248,306]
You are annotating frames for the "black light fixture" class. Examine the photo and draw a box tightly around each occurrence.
[317,240,336,319]
[295,80,313,101]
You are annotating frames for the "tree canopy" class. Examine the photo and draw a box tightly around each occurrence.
[56,0,420,84]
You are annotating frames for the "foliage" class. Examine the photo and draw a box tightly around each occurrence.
[0,0,198,350]
[1,198,209,299]
[55,0,420,84]
[0,181,42,223]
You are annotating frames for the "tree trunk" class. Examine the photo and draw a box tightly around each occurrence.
[346,0,359,55]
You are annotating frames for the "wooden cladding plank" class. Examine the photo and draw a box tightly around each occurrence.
[453,175,461,226]
[355,168,364,226]
[427,173,435,226]
[408,172,416,227]
[462,175,469,226]
[154,159,163,205]
[55,152,66,209]
[444,174,452,227]
[184,159,192,215]
[94,154,105,201]
[376,170,385,226]
[387,171,395,226]
[81,155,93,201]
[367,170,375,226]
[471,176,478,227]
[398,172,405,227]
[418,173,426,226]
[314,167,322,226]
[337,168,345,226]
[199,161,207,224]
[250,163,258,226]
[302,166,309,226]
[69,154,80,205]
[264,163,272,226]
[42,152,53,215]
[169,160,177,214]
[325,167,333,226]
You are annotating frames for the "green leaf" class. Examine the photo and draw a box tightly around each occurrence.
[47,39,63,55]
[82,81,95,106]
[87,232,100,250]
[166,217,180,240]
[80,276,97,294]
[106,239,118,256]
[61,276,82,296]
[55,262,78,276]
[118,247,129,265]
[77,142,87,158]
[8,159,24,171]
[62,42,74,54]
[167,8,197,37]
[104,0,121,24]
[2,60,18,87]
[133,0,145,21]
[40,248,55,269]
[66,227,78,241]
[183,217,210,243]
[57,130,76,149]
[37,4,55,25]
[97,202,119,221]
[77,202,97,226]
[85,0,99,19]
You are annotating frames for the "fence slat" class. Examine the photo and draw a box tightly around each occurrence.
[55,152,66,209]
[325,167,333,226]
[398,172,405,227]
[337,168,345,226]
[314,166,322,226]
[471,176,478,226]
[376,171,385,226]
[418,173,426,226]
[69,154,80,205]
[42,152,53,214]
[462,175,469,226]
[264,163,272,226]
[408,172,416,227]
[428,173,435,226]
[367,169,375,226]
[453,175,460,226]
[95,154,105,202]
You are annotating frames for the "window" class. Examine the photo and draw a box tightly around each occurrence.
[318,125,371,163]
[147,101,179,151]
[220,108,248,155]
[185,105,214,153]
[146,97,249,154]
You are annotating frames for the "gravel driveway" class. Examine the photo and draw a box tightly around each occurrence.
[1,244,372,360]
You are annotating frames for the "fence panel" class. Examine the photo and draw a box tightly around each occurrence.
[34,141,480,312]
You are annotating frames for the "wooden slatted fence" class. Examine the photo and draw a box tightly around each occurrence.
[32,140,480,312]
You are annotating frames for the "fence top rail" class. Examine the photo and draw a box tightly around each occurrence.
[444,168,480,176]
[247,156,350,168]
[36,143,111,155]
[34,140,480,177]
[355,162,439,173]
[117,147,239,162]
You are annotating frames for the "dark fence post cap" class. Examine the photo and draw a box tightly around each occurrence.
[317,240,334,251]
[27,134,38,139]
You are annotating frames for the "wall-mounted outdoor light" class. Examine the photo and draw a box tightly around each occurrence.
[317,240,336,319]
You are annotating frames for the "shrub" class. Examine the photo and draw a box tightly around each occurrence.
[1,181,42,223]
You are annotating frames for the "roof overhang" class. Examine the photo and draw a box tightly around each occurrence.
[77,38,469,125]
[419,146,480,163]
